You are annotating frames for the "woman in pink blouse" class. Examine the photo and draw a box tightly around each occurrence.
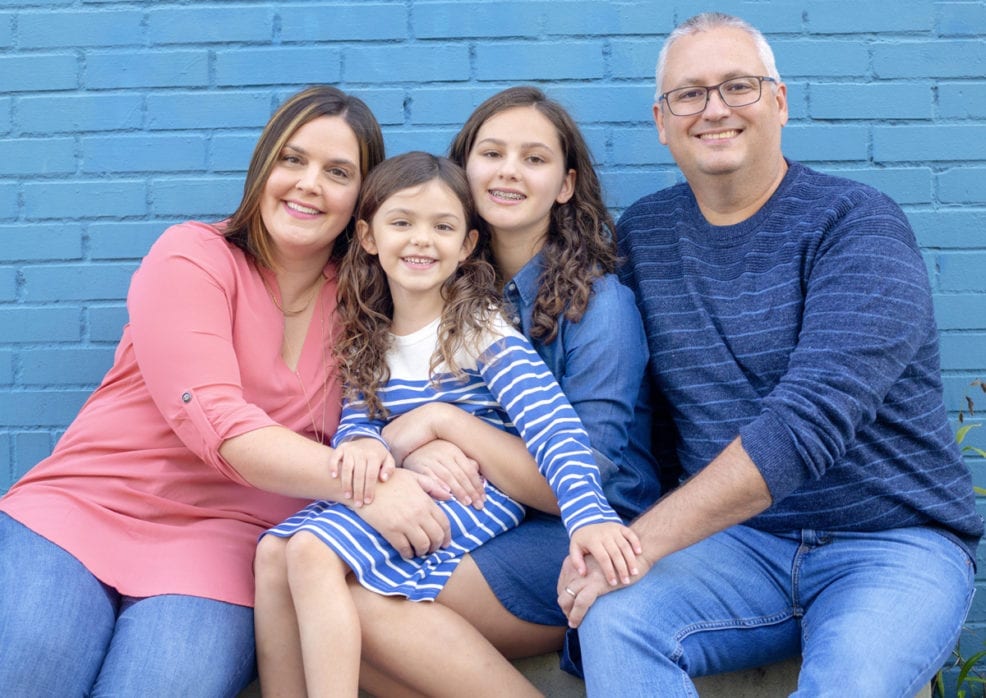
[0,86,451,697]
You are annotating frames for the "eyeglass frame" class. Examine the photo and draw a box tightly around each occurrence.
[658,75,779,117]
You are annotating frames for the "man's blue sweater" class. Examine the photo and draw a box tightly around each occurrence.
[618,160,983,561]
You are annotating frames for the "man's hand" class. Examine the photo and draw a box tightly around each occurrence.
[355,469,451,558]
[403,439,485,509]
[557,550,653,629]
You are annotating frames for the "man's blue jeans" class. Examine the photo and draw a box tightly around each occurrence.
[579,524,975,698]
[0,513,256,697]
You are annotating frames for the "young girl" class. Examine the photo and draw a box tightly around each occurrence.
[345,87,665,697]
[255,151,640,697]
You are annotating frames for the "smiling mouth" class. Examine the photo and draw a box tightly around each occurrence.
[402,256,436,265]
[285,201,322,215]
[699,129,740,141]
[489,189,525,201]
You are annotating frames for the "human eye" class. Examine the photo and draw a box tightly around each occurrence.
[525,153,547,165]
[279,151,303,166]
[671,87,706,104]
[325,166,352,181]
[724,77,758,94]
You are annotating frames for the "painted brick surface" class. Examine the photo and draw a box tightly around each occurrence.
[1,2,984,691]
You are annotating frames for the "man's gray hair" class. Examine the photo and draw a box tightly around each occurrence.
[655,12,781,103]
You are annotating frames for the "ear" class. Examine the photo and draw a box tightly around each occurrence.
[773,81,789,128]
[459,228,479,262]
[356,220,377,255]
[555,168,576,205]
[653,102,668,146]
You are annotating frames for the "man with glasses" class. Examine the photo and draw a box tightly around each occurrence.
[557,12,981,697]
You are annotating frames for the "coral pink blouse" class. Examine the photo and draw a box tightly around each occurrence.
[1,221,342,607]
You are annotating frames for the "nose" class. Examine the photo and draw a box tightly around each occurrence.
[496,153,520,179]
[295,165,321,192]
[409,224,431,247]
[702,88,731,118]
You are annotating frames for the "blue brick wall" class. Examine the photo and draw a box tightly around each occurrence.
[1,0,984,688]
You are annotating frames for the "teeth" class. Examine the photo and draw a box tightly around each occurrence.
[286,201,320,215]
[403,256,434,264]
[701,130,739,140]
[491,190,524,200]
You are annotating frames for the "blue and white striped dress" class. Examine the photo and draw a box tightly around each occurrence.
[265,313,622,601]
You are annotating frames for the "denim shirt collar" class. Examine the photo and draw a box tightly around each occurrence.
[503,251,545,312]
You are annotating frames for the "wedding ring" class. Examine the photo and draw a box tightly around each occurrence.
[564,586,577,598]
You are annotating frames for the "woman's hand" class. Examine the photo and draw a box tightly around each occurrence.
[381,403,456,464]
[404,440,485,509]
[355,469,452,558]
[329,437,395,507]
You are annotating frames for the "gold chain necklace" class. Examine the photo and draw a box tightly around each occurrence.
[262,272,324,317]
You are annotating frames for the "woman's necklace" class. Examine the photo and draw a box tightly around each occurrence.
[262,272,324,317]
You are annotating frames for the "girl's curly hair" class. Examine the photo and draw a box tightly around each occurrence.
[335,151,501,420]
[449,86,617,344]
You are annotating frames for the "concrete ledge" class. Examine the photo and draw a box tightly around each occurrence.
[239,653,932,696]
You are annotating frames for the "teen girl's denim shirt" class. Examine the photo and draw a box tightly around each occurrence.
[502,253,662,520]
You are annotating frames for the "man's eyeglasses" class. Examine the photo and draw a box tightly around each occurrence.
[659,76,778,116]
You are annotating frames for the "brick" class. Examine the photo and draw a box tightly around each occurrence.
[413,2,546,39]
[16,94,143,134]
[939,252,986,292]
[476,41,605,81]
[22,263,138,302]
[611,126,676,166]
[0,350,11,385]
[823,167,932,205]
[0,137,75,176]
[21,348,116,385]
[0,12,12,48]
[280,3,406,41]
[810,83,933,120]
[89,305,129,343]
[939,167,986,204]
[0,307,81,342]
[875,41,986,79]
[147,91,271,130]
[11,431,55,482]
[215,47,342,87]
[0,96,10,135]
[611,39,661,84]
[0,390,91,428]
[773,40,869,78]
[549,2,679,36]
[941,333,986,370]
[344,44,468,83]
[875,125,986,162]
[784,124,869,163]
[23,180,147,220]
[0,54,78,92]
[340,88,405,127]
[18,10,143,48]
[939,2,986,35]
[82,134,207,174]
[148,6,274,44]
[0,266,14,301]
[910,211,986,248]
[150,177,243,217]
[211,134,261,172]
[939,82,986,119]
[383,129,458,159]
[409,88,496,127]
[88,221,166,260]
[86,51,209,89]
[551,84,653,124]
[0,183,15,220]
[934,293,986,331]
[0,224,84,261]
[605,169,681,210]
[0,431,10,495]
[806,0,932,33]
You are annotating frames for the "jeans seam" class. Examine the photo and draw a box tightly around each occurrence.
[675,609,794,643]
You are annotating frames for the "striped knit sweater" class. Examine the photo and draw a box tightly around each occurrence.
[617,160,982,560]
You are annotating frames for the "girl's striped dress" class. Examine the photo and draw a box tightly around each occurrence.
[264,313,622,601]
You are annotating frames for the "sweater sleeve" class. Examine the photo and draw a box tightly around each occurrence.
[477,324,623,535]
[739,191,936,501]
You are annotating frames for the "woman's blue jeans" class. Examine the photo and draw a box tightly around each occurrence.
[579,524,975,698]
[0,512,256,697]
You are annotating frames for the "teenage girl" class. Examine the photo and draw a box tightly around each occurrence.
[254,150,640,697]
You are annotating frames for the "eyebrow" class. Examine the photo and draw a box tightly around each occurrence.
[668,70,759,90]
[282,143,357,168]
[475,137,555,151]
[384,206,463,223]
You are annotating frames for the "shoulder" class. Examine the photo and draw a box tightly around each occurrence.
[617,181,692,229]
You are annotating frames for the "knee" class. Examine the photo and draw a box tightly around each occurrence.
[254,534,289,590]
[285,531,343,588]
